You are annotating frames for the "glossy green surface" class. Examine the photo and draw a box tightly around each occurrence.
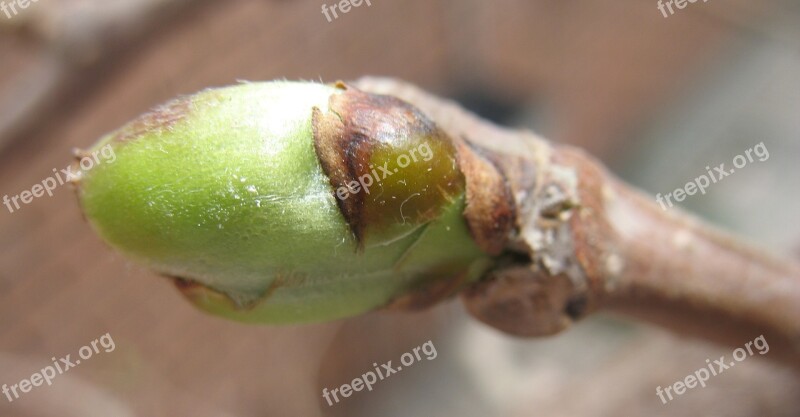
[77,81,491,323]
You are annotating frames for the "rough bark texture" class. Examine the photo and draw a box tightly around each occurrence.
[356,77,800,369]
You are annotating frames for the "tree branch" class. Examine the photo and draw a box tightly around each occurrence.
[356,77,800,368]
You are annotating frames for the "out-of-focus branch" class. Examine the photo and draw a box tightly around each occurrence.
[0,0,203,149]
[356,77,800,368]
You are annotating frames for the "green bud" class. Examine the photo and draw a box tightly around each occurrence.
[75,81,495,324]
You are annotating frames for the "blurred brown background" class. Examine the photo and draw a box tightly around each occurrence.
[1,0,799,416]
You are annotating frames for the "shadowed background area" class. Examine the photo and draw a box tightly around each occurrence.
[1,0,799,416]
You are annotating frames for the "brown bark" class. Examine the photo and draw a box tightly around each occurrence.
[355,77,800,369]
